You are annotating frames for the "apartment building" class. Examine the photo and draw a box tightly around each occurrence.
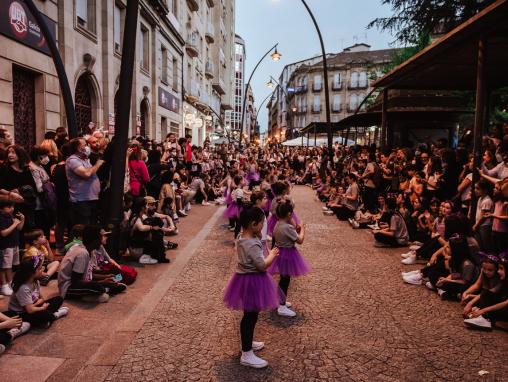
[229,34,245,136]
[267,43,396,142]
[244,84,258,142]
[0,0,236,148]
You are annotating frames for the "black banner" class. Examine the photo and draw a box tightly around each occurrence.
[0,0,57,56]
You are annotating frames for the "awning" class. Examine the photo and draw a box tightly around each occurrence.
[373,0,508,90]
[299,122,343,135]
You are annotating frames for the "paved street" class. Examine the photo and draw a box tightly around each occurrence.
[103,186,508,382]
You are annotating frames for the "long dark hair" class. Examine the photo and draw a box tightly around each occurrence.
[7,144,30,168]
[12,259,39,292]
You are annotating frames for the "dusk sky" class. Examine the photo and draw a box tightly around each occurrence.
[235,0,397,133]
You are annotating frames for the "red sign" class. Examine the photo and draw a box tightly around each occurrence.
[0,0,57,56]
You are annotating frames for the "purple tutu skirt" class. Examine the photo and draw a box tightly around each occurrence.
[224,202,242,219]
[268,247,310,277]
[267,215,277,236]
[246,171,260,183]
[223,272,281,312]
[225,191,233,205]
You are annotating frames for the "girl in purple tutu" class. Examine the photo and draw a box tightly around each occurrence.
[267,182,301,238]
[269,200,309,317]
[223,175,250,239]
[223,208,280,369]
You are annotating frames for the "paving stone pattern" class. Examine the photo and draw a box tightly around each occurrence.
[106,187,508,382]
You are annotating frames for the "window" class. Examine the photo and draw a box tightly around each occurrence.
[333,73,341,88]
[359,93,366,110]
[140,25,149,72]
[113,3,124,53]
[332,95,341,111]
[313,74,322,90]
[349,94,358,111]
[359,72,367,88]
[169,0,178,16]
[350,72,358,88]
[313,95,320,111]
[161,46,168,83]
[161,117,168,137]
[172,57,178,91]
[76,0,96,34]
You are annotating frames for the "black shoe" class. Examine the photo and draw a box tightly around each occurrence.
[159,258,170,263]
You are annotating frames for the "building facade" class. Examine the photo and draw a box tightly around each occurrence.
[230,34,245,137]
[0,0,235,148]
[244,83,257,142]
[267,44,396,142]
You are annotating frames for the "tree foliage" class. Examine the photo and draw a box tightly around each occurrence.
[368,0,495,46]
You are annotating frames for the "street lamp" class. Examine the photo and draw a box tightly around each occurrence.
[238,43,281,148]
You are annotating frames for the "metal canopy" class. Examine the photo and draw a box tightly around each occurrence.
[373,0,508,90]
[299,122,344,135]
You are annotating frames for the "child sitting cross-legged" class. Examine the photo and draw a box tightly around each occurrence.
[6,256,68,328]
[23,229,60,286]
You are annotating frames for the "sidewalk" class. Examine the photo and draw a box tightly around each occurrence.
[0,204,223,382]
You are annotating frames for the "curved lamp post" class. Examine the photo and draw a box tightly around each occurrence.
[238,43,281,148]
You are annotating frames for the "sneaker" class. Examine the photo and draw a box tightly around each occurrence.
[425,281,436,291]
[1,284,13,296]
[401,270,420,277]
[401,254,417,265]
[351,220,360,229]
[401,250,415,259]
[178,210,188,217]
[8,322,30,339]
[53,306,70,319]
[139,254,158,264]
[252,341,265,351]
[437,289,447,299]
[322,206,329,211]
[464,315,492,330]
[403,273,422,285]
[240,350,268,369]
[201,201,211,206]
[82,293,110,303]
[185,203,191,212]
[409,245,421,251]
[173,213,179,220]
[0,344,5,355]
[323,210,334,216]
[367,223,380,230]
[277,304,296,317]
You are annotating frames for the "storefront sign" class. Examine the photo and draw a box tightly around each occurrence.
[158,87,179,113]
[0,0,57,56]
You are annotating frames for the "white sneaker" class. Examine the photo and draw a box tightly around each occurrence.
[322,206,329,211]
[401,270,420,277]
[437,289,446,298]
[409,245,421,251]
[178,210,188,216]
[401,254,417,265]
[464,315,492,330]
[403,273,422,285]
[240,350,268,368]
[139,254,158,264]
[401,250,415,259]
[8,322,30,339]
[351,220,360,229]
[425,281,436,291]
[185,203,191,211]
[201,201,211,206]
[1,284,13,296]
[53,306,70,319]
[277,304,296,317]
[252,341,265,351]
[323,210,334,216]
[173,213,179,220]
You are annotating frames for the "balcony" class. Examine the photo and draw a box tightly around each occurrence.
[205,24,215,44]
[332,82,342,91]
[294,85,308,94]
[187,0,199,12]
[205,61,214,79]
[311,105,321,113]
[187,80,201,103]
[312,84,322,92]
[185,32,199,58]
[212,78,226,95]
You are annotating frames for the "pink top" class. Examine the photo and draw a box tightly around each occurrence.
[492,200,508,233]
[128,159,150,196]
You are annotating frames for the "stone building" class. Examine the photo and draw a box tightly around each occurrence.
[0,0,236,148]
[267,43,396,142]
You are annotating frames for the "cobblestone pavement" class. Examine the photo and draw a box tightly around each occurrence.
[105,186,508,382]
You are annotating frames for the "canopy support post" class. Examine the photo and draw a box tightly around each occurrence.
[381,88,388,148]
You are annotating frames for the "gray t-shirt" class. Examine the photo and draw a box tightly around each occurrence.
[58,244,90,297]
[273,221,298,248]
[8,281,41,313]
[344,183,359,210]
[390,213,409,245]
[236,237,265,274]
[65,154,100,202]
[189,177,205,192]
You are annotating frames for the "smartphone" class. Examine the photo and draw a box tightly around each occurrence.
[114,274,123,282]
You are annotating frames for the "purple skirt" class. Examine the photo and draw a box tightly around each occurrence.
[224,202,242,219]
[267,215,277,236]
[268,247,310,277]
[246,171,260,183]
[225,191,233,205]
[224,272,280,312]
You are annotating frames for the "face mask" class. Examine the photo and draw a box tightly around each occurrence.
[83,146,91,158]
[40,156,50,165]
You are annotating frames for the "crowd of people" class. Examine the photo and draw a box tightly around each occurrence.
[0,121,506,366]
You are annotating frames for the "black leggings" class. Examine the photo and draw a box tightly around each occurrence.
[416,237,442,260]
[240,311,259,352]
[66,280,107,299]
[0,330,12,346]
[279,275,291,304]
[331,206,355,221]
[373,232,402,247]
[5,296,63,328]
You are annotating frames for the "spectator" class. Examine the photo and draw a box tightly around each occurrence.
[0,201,24,296]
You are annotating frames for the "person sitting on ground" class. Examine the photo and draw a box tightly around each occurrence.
[7,257,68,328]
[58,225,110,303]
[0,312,29,355]
[23,229,59,286]
[373,197,409,248]
[463,253,508,331]
[331,173,359,221]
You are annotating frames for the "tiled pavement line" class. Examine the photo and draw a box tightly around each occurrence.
[103,186,508,382]
[71,206,226,382]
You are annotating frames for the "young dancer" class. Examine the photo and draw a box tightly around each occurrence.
[269,200,309,317]
[250,190,269,256]
[223,208,280,369]
[224,175,249,239]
